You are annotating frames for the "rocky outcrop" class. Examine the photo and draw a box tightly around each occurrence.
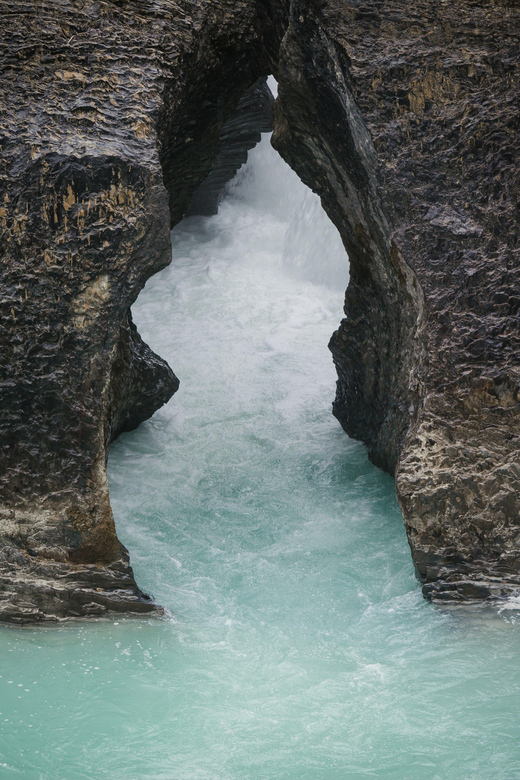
[273,0,520,601]
[186,77,274,216]
[1,0,518,620]
[0,0,288,623]
[107,312,179,444]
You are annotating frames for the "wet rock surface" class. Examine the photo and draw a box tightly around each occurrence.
[0,0,287,622]
[273,0,520,601]
[186,77,274,216]
[0,541,158,624]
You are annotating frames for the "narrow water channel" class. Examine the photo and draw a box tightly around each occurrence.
[1,135,520,780]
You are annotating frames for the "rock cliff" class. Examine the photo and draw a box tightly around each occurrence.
[186,77,274,216]
[0,0,518,621]
[273,0,520,601]
[0,0,287,622]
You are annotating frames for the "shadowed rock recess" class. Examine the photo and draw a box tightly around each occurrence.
[186,77,275,217]
[0,0,518,621]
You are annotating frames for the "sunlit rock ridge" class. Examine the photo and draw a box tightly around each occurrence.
[0,0,518,622]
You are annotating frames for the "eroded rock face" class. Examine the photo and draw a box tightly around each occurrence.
[186,77,274,216]
[0,0,287,622]
[273,0,520,601]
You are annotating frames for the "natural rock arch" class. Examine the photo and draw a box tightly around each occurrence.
[1,0,519,622]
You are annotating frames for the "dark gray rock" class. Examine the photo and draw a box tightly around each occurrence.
[273,0,520,602]
[186,77,274,217]
[0,542,157,625]
[0,0,288,623]
[107,312,179,445]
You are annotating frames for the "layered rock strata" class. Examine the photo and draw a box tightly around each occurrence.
[0,0,287,623]
[186,77,274,217]
[273,0,520,601]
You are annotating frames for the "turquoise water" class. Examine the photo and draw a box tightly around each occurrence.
[1,136,520,780]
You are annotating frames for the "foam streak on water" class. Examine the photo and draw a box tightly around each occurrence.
[1,137,520,780]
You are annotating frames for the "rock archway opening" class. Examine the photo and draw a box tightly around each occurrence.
[106,112,362,604]
[3,0,518,629]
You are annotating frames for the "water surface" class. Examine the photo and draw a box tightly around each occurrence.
[1,136,520,780]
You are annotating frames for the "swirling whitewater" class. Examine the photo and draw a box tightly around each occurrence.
[1,135,519,780]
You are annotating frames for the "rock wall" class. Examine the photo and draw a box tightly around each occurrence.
[273,0,520,601]
[186,77,274,217]
[0,0,288,623]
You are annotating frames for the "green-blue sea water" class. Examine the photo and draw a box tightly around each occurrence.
[1,135,520,780]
